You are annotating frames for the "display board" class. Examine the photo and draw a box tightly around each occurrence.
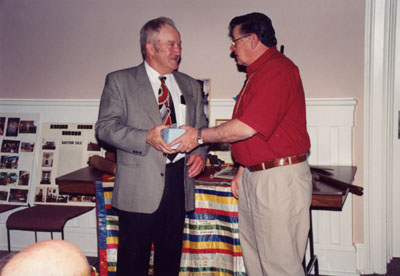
[0,113,39,205]
[34,122,102,206]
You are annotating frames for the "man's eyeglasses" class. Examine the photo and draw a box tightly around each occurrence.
[231,34,250,47]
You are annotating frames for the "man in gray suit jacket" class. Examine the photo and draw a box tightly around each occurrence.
[95,17,208,275]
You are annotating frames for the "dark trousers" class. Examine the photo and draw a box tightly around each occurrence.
[116,159,185,276]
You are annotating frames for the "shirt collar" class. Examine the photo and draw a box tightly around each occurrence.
[144,61,173,83]
[246,46,278,76]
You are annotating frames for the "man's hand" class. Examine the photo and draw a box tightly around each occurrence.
[170,125,199,153]
[146,125,176,154]
[170,119,257,153]
[231,166,244,199]
[186,154,205,178]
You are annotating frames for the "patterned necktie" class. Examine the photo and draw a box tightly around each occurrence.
[158,76,178,162]
[158,76,176,126]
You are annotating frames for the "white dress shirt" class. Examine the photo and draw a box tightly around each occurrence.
[145,62,186,162]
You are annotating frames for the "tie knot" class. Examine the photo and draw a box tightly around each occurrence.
[159,76,166,83]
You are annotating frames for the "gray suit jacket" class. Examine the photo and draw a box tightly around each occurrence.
[95,63,208,213]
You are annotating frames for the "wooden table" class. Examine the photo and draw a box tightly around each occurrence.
[56,166,104,195]
[56,165,357,210]
[56,165,357,276]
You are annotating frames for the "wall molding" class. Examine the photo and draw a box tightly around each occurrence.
[0,97,360,272]
[363,0,398,274]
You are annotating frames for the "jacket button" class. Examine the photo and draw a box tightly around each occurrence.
[160,173,164,177]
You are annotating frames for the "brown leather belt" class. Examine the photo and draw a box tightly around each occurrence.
[247,154,307,172]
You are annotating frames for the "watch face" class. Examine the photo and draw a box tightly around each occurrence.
[197,130,203,144]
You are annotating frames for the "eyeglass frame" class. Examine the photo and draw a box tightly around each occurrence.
[231,34,251,47]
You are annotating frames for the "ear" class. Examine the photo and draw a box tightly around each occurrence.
[146,42,155,56]
[250,33,259,49]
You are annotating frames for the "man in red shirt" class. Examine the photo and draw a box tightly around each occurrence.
[174,12,312,275]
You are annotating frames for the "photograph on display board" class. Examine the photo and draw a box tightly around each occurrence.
[0,190,8,201]
[19,120,37,134]
[42,139,56,150]
[87,140,101,151]
[0,155,19,169]
[18,170,30,186]
[68,194,96,204]
[46,188,57,203]
[41,152,54,168]
[20,142,35,152]
[35,187,45,203]
[6,118,20,137]
[9,188,28,203]
[57,194,68,203]
[1,139,20,153]
[0,172,9,185]
[0,172,18,185]
[0,117,5,136]
[40,170,51,184]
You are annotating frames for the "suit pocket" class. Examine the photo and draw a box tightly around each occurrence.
[117,151,139,167]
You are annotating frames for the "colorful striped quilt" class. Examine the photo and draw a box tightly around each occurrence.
[95,176,246,276]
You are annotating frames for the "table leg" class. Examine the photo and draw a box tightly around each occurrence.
[305,208,319,276]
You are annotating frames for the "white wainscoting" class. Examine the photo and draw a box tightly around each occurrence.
[0,98,359,273]
[210,98,359,276]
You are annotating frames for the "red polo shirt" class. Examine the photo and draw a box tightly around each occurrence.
[231,47,310,167]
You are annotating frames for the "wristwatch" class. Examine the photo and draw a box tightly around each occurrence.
[197,129,204,145]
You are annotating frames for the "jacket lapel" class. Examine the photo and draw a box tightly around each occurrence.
[135,64,162,125]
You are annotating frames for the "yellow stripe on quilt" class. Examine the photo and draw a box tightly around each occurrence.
[182,240,241,252]
[108,266,117,272]
[195,193,237,206]
[106,236,118,244]
[104,191,113,199]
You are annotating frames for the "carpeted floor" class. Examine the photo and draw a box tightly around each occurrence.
[0,250,399,276]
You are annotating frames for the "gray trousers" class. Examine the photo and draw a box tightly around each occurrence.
[238,161,312,276]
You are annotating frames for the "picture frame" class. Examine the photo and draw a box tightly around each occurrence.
[196,79,211,126]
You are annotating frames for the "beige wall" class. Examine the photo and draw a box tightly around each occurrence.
[0,0,365,242]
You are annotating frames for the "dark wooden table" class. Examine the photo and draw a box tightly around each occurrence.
[56,166,104,195]
[56,164,358,276]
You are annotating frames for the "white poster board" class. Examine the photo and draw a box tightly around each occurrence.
[34,122,102,206]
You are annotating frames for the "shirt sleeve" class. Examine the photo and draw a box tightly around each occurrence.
[236,64,298,141]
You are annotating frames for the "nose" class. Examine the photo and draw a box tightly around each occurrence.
[230,44,236,52]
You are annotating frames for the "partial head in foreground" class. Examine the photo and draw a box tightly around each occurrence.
[1,240,92,276]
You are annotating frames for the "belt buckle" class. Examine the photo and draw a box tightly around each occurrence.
[277,158,286,166]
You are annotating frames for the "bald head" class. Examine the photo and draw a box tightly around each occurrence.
[1,240,91,276]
